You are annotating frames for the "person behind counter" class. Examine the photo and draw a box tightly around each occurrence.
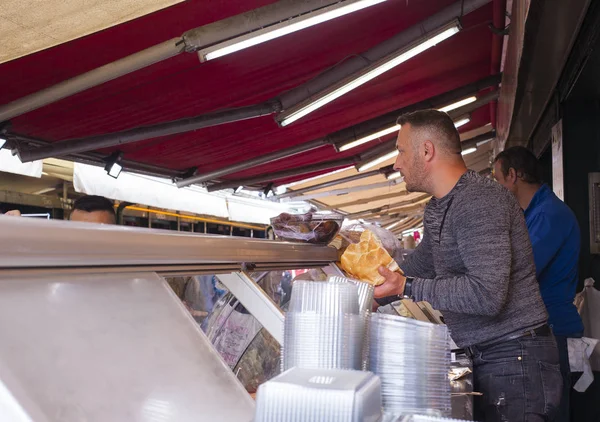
[374,109,561,421]
[70,195,116,224]
[494,146,583,422]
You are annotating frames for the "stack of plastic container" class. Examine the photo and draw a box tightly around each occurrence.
[254,367,382,422]
[282,281,364,371]
[368,314,452,417]
[327,275,374,314]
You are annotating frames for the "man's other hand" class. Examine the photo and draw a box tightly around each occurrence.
[374,266,406,298]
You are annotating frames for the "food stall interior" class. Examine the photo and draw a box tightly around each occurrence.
[0,215,473,421]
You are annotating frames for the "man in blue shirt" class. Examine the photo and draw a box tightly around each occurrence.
[494,146,584,422]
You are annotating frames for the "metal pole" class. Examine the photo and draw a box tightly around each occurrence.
[17,102,280,162]
[206,156,358,192]
[176,138,329,188]
[0,39,184,123]
[9,133,187,179]
[275,166,391,199]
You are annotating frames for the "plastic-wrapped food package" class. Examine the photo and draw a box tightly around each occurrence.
[335,224,403,262]
[270,209,344,244]
[337,225,403,285]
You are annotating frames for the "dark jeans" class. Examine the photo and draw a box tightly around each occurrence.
[554,334,583,422]
[472,334,562,421]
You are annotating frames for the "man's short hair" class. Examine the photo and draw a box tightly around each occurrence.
[72,195,116,216]
[494,146,543,185]
[396,109,461,154]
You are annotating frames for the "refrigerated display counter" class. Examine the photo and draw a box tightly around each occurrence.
[0,216,338,422]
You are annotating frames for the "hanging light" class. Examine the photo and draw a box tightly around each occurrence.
[278,20,461,126]
[199,0,388,61]
[385,221,401,230]
[386,171,402,180]
[337,95,475,152]
[358,150,399,172]
[438,96,477,113]
[461,147,477,156]
[338,124,401,152]
[453,117,470,128]
[104,151,124,179]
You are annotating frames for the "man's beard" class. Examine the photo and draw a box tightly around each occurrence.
[404,159,429,194]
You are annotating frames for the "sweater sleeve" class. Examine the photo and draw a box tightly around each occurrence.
[411,190,513,316]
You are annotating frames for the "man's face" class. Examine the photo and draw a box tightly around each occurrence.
[493,161,517,194]
[394,124,427,192]
[70,209,116,225]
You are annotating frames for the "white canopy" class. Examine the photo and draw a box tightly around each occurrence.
[73,163,294,225]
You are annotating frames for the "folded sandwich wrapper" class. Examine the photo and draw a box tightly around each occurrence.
[340,230,401,286]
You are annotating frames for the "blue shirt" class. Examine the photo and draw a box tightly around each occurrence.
[524,184,584,336]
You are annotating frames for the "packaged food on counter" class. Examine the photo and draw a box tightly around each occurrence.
[270,209,343,244]
[339,228,402,286]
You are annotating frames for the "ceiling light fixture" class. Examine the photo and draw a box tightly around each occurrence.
[386,171,402,180]
[385,221,401,230]
[476,137,494,147]
[278,166,355,190]
[339,124,401,152]
[438,96,477,113]
[104,151,124,179]
[461,147,477,156]
[337,94,479,152]
[358,150,399,172]
[278,20,461,126]
[454,117,470,128]
[199,0,387,62]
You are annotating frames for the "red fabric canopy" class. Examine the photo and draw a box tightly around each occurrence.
[0,0,497,185]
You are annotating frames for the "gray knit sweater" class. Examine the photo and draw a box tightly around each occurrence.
[403,170,548,347]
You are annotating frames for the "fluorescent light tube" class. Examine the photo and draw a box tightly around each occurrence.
[385,221,401,230]
[339,124,401,151]
[438,96,477,113]
[454,117,470,128]
[386,171,402,180]
[200,0,387,61]
[461,147,477,156]
[476,137,494,147]
[279,20,461,126]
[358,150,399,172]
[278,166,355,189]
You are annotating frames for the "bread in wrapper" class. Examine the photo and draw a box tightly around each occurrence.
[340,229,401,286]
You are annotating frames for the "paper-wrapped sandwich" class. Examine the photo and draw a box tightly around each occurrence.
[340,229,401,286]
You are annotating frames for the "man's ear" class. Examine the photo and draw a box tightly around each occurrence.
[423,140,435,162]
[508,167,518,184]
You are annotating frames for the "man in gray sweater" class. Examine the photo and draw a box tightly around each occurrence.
[375,110,561,421]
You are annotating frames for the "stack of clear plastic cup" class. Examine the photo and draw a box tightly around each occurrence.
[368,314,452,417]
[326,275,375,370]
[282,281,364,371]
[327,276,374,315]
[254,368,382,422]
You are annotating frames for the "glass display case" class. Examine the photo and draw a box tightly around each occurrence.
[0,216,337,422]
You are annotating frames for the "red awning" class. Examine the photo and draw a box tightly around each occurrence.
[0,0,499,186]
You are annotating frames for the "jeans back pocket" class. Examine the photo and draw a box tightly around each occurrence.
[539,361,562,418]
